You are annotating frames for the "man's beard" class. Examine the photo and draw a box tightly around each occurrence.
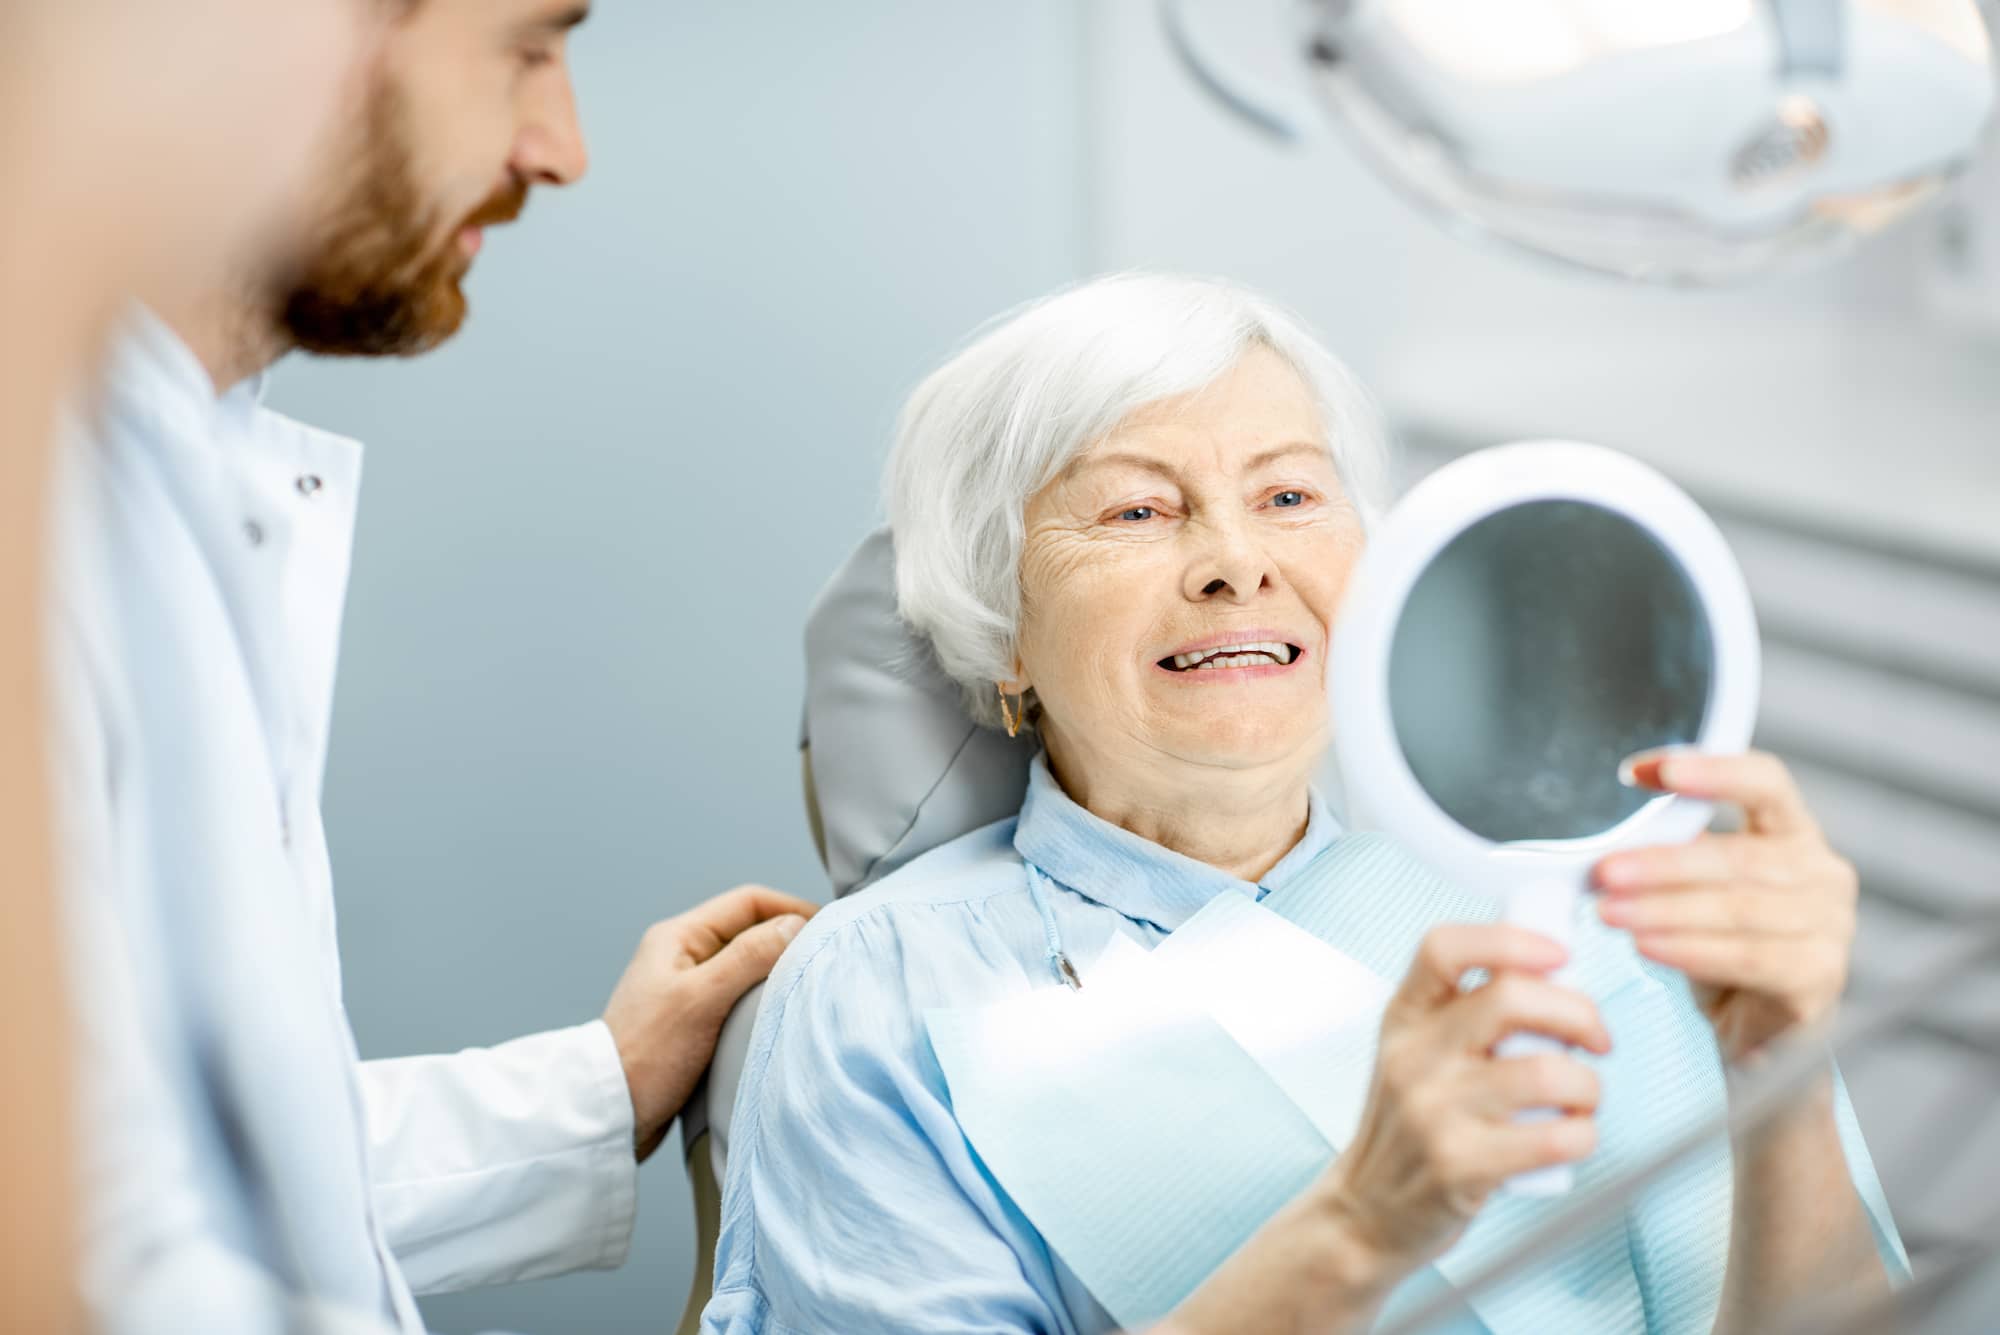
[280,85,526,358]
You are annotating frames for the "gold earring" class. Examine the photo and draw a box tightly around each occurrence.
[997,684,1024,739]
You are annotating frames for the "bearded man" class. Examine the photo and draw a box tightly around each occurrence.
[51,4,815,1330]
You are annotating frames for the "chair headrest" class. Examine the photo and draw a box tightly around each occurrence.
[801,527,1036,897]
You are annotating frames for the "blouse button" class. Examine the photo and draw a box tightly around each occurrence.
[296,474,324,498]
[244,519,266,548]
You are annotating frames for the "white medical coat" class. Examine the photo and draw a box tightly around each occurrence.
[48,315,639,1333]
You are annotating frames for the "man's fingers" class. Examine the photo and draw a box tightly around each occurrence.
[1398,924,1567,1010]
[669,885,821,964]
[692,914,809,1012]
[1448,973,1612,1055]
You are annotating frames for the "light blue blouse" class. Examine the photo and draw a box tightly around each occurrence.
[703,757,1904,1334]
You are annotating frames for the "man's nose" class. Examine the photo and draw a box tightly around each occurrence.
[511,69,589,186]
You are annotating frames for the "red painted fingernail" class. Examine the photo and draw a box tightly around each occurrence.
[1619,754,1668,790]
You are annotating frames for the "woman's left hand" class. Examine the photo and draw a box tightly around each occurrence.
[1593,750,1857,1066]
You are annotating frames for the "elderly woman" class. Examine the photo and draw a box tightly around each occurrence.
[703,274,1902,1334]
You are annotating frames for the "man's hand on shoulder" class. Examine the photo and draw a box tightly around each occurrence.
[602,884,818,1161]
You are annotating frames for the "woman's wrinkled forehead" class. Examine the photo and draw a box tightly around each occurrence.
[1060,440,1334,495]
[1058,346,1334,483]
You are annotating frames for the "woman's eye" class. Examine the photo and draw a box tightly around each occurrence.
[1116,506,1157,523]
[1271,490,1307,509]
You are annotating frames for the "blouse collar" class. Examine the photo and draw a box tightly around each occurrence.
[1012,752,1340,932]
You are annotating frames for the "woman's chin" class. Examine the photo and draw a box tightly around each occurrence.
[1155,719,1326,775]
[1142,677,1325,766]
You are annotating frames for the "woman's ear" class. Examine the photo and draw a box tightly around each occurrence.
[1001,651,1032,698]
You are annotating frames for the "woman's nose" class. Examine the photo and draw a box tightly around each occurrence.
[1183,525,1277,603]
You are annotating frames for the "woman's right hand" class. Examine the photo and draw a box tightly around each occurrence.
[1165,925,1612,1335]
[1320,923,1612,1276]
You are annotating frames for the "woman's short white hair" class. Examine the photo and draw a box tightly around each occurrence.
[886,271,1392,730]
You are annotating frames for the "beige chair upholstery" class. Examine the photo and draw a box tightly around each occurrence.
[672,1129,725,1335]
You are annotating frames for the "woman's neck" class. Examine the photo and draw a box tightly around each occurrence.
[1042,733,1314,883]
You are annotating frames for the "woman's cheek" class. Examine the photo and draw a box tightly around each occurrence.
[1018,525,1106,610]
[1023,531,1181,691]
[1291,526,1363,626]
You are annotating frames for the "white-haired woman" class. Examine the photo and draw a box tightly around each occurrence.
[703,274,1904,1334]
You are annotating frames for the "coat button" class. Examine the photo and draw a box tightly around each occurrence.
[244,519,266,547]
[297,474,324,498]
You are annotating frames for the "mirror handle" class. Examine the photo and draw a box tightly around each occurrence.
[1496,878,1584,1197]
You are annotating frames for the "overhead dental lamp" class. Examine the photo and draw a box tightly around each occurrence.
[1167,0,1998,283]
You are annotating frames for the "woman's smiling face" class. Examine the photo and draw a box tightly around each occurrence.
[1014,345,1366,789]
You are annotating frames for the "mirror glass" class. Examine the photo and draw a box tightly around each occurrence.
[1387,500,1714,844]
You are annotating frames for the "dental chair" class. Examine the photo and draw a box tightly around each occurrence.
[672,527,1036,1335]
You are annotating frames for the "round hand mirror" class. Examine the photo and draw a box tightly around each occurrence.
[1330,440,1761,1191]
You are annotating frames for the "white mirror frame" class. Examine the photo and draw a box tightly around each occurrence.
[1333,439,1761,896]
[1331,440,1761,1193]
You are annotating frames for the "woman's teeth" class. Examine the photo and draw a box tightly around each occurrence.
[1168,641,1297,671]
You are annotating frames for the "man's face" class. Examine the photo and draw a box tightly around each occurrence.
[282,0,591,357]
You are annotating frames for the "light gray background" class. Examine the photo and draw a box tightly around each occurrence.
[269,2,2000,1330]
